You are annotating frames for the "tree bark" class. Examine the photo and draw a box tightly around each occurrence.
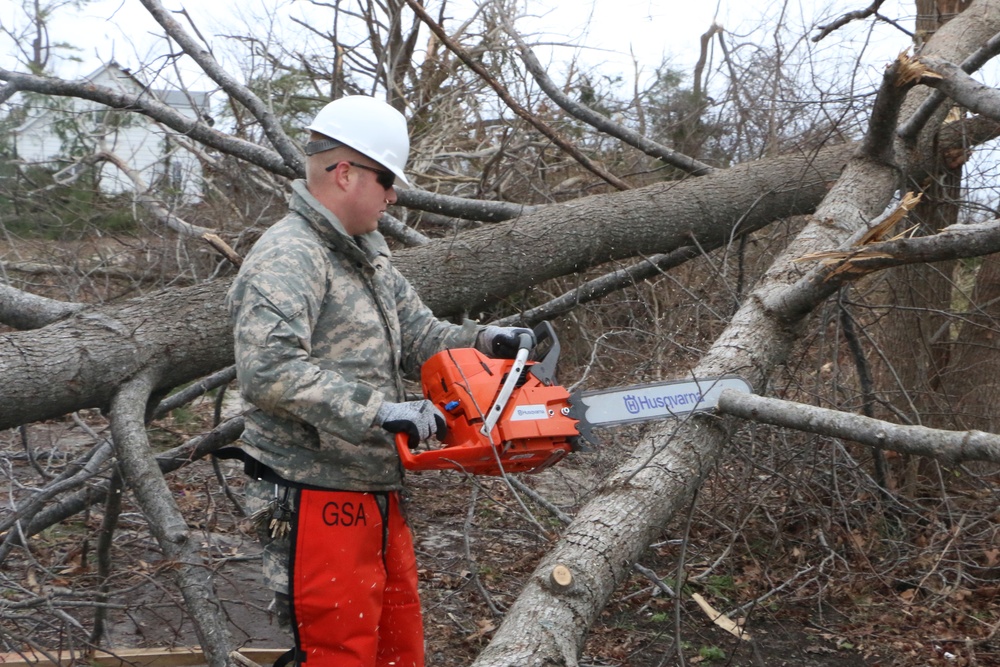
[0,282,233,431]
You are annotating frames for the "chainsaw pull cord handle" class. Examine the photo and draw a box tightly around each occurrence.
[480,332,534,440]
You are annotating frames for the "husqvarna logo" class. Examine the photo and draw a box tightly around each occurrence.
[623,391,703,415]
[510,404,549,421]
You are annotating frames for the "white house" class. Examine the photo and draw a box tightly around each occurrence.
[11,62,211,203]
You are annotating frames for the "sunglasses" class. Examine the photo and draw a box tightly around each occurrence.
[326,161,396,190]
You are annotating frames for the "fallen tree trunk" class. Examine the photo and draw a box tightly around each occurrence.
[403,145,853,314]
[4,102,996,432]
[0,143,854,431]
[472,131,906,667]
[469,0,1000,654]
[0,282,233,431]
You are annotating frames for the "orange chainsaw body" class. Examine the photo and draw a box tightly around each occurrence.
[395,346,579,475]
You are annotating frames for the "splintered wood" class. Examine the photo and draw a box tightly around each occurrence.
[795,191,923,278]
[691,593,751,641]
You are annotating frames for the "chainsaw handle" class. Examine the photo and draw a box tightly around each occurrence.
[481,344,531,438]
[396,431,435,470]
[394,431,421,469]
[395,428,497,474]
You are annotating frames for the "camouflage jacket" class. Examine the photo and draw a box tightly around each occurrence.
[226,180,479,491]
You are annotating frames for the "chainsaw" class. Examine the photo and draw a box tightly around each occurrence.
[394,322,752,476]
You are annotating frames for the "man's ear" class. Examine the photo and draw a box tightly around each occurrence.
[328,160,353,189]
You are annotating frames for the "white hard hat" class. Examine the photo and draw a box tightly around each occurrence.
[306,95,411,188]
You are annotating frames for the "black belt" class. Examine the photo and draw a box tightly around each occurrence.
[213,447,296,487]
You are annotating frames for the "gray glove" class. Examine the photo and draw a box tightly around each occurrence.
[375,399,447,449]
[476,326,536,359]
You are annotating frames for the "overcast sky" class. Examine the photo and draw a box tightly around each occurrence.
[3,0,919,91]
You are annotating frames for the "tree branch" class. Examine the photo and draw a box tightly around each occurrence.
[860,54,920,164]
[692,23,721,104]
[151,366,238,420]
[912,55,1000,123]
[494,246,704,327]
[0,67,298,179]
[137,0,305,176]
[109,370,233,667]
[0,441,114,556]
[502,20,714,176]
[897,27,1000,140]
[89,466,124,646]
[768,217,1000,319]
[0,282,84,330]
[812,1,894,43]
[717,389,1000,464]
[91,150,216,237]
[395,188,537,222]
[401,0,632,191]
[379,211,431,246]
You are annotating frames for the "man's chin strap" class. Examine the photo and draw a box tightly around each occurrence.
[304,138,344,155]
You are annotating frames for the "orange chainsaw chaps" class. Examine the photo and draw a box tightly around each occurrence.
[395,347,578,475]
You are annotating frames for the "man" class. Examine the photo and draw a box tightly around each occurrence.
[224,95,532,667]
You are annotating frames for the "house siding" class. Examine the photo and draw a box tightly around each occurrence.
[12,63,209,203]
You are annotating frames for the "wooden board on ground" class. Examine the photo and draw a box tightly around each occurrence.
[0,647,287,667]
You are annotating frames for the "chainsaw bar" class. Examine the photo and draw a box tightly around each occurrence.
[568,375,752,446]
